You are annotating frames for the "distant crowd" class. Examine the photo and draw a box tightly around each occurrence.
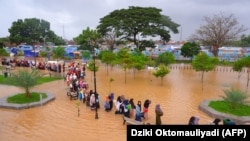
[1,57,65,73]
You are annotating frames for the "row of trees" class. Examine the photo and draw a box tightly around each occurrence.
[75,10,249,57]
[94,47,213,88]
[83,44,250,92]
[1,7,249,58]
[23,37,250,93]
[82,47,175,85]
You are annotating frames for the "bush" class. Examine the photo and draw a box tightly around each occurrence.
[221,88,249,108]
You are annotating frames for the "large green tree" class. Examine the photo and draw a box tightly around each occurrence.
[139,39,156,51]
[192,52,219,90]
[74,27,102,51]
[190,12,247,56]
[97,6,179,51]
[8,18,64,45]
[180,42,201,60]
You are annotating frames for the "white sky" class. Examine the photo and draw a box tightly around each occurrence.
[0,0,249,41]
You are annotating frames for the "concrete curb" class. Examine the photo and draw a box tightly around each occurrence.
[199,99,250,124]
[0,92,55,110]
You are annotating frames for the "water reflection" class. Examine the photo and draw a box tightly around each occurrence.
[0,63,249,141]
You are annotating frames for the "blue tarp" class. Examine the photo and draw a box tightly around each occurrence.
[20,45,33,51]
[24,50,39,57]
[64,46,77,59]
[10,47,18,55]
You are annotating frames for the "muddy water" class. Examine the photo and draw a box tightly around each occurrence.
[0,63,249,141]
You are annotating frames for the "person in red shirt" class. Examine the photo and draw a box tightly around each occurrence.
[143,99,151,120]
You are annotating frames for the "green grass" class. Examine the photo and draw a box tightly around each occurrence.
[209,100,250,116]
[36,76,63,85]
[0,74,62,86]
[7,92,48,104]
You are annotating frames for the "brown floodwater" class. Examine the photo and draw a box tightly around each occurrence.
[0,62,249,141]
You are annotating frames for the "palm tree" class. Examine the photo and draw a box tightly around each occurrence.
[11,70,41,97]
[221,88,249,109]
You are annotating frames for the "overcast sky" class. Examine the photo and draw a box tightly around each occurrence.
[1,0,249,41]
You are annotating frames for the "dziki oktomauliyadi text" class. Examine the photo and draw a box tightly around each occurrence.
[131,129,219,138]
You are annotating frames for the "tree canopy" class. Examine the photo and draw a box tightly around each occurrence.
[152,64,170,86]
[74,27,102,51]
[8,18,65,45]
[10,70,41,97]
[155,52,175,66]
[116,47,133,83]
[180,42,201,60]
[232,56,250,88]
[52,46,65,60]
[190,13,247,56]
[97,6,179,51]
[99,50,117,75]
[192,52,219,90]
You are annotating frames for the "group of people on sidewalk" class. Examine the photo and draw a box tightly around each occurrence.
[65,60,101,110]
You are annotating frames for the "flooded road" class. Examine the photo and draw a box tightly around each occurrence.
[0,63,249,141]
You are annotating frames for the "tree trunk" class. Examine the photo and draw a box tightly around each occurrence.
[124,68,127,84]
[110,44,114,52]
[161,77,163,86]
[201,71,204,91]
[212,45,219,57]
[133,68,136,79]
[238,71,242,80]
[247,68,250,90]
[26,89,31,97]
[133,33,138,50]
[106,63,109,76]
